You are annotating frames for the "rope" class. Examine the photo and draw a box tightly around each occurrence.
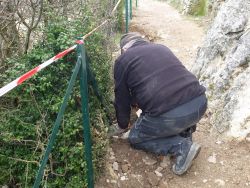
[82,0,122,40]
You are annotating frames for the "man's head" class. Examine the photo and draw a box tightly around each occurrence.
[120,32,147,53]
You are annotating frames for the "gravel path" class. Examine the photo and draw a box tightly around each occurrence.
[96,1,250,187]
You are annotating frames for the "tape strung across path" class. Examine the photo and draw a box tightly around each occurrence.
[0,0,122,97]
[0,45,77,97]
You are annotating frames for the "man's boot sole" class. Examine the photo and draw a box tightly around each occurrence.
[172,142,201,175]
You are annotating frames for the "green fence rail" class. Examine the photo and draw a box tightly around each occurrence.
[32,1,138,186]
[125,0,137,33]
[2,1,138,187]
[33,40,95,188]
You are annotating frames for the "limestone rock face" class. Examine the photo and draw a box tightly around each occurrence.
[191,0,250,139]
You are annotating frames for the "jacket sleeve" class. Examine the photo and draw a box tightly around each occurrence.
[114,59,131,129]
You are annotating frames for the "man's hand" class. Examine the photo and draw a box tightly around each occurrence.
[108,123,131,137]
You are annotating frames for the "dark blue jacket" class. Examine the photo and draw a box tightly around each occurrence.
[114,42,205,129]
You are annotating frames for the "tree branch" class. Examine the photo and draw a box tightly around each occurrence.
[0,154,39,165]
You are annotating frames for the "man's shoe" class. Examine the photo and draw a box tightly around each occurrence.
[172,142,201,175]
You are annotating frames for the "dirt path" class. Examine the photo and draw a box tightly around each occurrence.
[96,0,250,187]
[129,0,204,69]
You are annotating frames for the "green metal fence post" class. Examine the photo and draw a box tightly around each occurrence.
[77,40,94,188]
[33,59,81,188]
[125,0,129,33]
[136,0,138,7]
[130,0,132,19]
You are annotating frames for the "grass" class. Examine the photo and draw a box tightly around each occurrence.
[158,0,208,16]
[192,0,207,16]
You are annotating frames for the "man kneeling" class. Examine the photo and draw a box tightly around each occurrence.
[113,32,207,175]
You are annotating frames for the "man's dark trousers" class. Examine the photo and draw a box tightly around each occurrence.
[128,94,207,155]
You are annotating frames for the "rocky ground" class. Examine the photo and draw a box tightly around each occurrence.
[96,0,250,187]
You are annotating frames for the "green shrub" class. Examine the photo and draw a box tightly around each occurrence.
[160,0,207,16]
[190,0,207,16]
[117,0,125,32]
[0,6,115,188]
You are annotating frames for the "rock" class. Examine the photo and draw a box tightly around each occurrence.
[208,153,217,164]
[142,156,157,166]
[190,0,250,139]
[159,178,169,188]
[154,170,163,177]
[215,179,226,186]
[108,164,118,180]
[155,166,163,172]
[203,179,208,183]
[220,161,224,166]
[106,179,110,183]
[112,161,119,171]
[154,166,163,177]
[121,164,130,173]
[216,140,223,144]
[110,180,117,184]
[147,172,160,186]
[160,156,170,168]
[120,176,126,181]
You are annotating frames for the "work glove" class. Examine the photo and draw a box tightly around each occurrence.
[108,123,128,137]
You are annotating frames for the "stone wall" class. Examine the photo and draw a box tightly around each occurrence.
[191,0,250,139]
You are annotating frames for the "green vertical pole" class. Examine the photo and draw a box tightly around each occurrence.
[130,0,132,19]
[125,0,129,33]
[33,59,81,188]
[136,0,138,7]
[77,40,94,188]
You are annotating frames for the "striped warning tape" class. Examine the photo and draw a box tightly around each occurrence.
[0,0,123,98]
[0,44,78,97]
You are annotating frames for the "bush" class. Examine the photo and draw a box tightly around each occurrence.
[161,0,208,16]
[0,4,117,187]
[188,0,207,16]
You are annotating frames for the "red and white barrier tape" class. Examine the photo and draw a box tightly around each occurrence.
[0,44,77,97]
[0,0,122,98]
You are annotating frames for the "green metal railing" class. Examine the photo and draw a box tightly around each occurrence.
[125,0,129,33]
[125,0,138,33]
[33,40,97,188]
[130,0,133,19]
[0,0,140,187]
[23,1,138,187]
